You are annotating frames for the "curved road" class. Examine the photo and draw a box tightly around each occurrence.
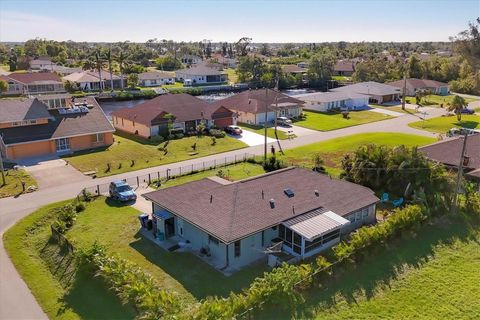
[0,108,444,319]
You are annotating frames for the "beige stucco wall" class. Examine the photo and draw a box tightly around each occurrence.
[6,140,55,159]
[113,116,151,138]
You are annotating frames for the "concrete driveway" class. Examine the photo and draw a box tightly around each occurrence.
[228,130,275,146]
[276,124,316,137]
[369,107,404,117]
[20,156,89,189]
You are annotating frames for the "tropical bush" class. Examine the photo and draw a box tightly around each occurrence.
[209,129,226,138]
[262,155,284,172]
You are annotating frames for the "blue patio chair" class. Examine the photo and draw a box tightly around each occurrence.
[392,197,404,208]
[381,193,389,203]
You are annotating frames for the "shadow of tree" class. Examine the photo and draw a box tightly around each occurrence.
[257,216,476,319]
[454,120,479,129]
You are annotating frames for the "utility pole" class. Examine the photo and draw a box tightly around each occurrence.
[264,87,268,161]
[401,72,407,110]
[452,133,469,214]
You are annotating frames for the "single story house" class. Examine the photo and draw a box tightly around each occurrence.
[62,70,125,91]
[331,81,401,104]
[211,89,305,125]
[0,97,114,160]
[387,78,450,96]
[29,57,54,70]
[333,60,355,76]
[0,72,65,96]
[175,65,228,86]
[138,71,175,87]
[111,93,235,138]
[181,55,202,66]
[282,65,307,75]
[419,134,480,181]
[296,91,370,112]
[143,167,379,272]
[44,64,82,76]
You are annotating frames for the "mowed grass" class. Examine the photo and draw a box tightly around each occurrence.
[63,133,248,177]
[239,122,290,140]
[406,94,477,106]
[294,110,393,131]
[409,114,480,133]
[0,169,37,198]
[67,197,269,300]
[279,133,436,174]
[154,162,266,189]
[3,200,134,320]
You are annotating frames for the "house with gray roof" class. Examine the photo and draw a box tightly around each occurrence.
[138,71,175,87]
[296,91,370,112]
[331,81,401,104]
[387,78,449,96]
[175,65,228,86]
[142,167,378,272]
[0,97,114,160]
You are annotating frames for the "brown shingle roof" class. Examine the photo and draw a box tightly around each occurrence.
[111,93,233,126]
[143,167,379,243]
[7,72,62,84]
[0,98,52,123]
[419,135,480,170]
[387,78,449,90]
[281,65,306,73]
[334,60,355,72]
[0,97,114,145]
[210,89,304,115]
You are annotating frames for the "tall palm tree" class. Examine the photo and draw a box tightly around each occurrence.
[93,49,106,92]
[114,50,129,90]
[105,48,114,91]
[447,95,468,121]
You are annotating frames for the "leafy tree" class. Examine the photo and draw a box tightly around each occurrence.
[0,79,8,93]
[447,95,468,121]
[155,56,182,71]
[114,49,130,90]
[407,54,423,78]
[64,80,78,93]
[127,73,139,88]
[236,55,266,84]
[307,53,335,88]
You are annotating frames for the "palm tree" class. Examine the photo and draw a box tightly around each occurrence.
[114,50,129,90]
[447,95,468,121]
[93,49,106,92]
[105,48,114,91]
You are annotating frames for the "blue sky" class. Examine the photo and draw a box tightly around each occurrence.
[0,0,478,42]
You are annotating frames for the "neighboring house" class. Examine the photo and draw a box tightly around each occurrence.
[0,72,65,96]
[281,65,307,75]
[29,57,54,70]
[419,135,480,181]
[0,97,114,160]
[111,93,235,138]
[181,55,202,66]
[331,81,401,104]
[138,71,175,87]
[175,65,228,86]
[62,70,125,91]
[333,60,355,76]
[44,65,82,76]
[296,91,370,112]
[387,78,450,96]
[143,167,379,272]
[211,89,305,125]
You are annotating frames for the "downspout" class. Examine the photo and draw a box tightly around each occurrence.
[220,243,230,271]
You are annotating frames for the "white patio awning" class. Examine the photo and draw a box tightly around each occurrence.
[283,210,350,241]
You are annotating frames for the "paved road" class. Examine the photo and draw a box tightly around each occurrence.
[0,108,445,319]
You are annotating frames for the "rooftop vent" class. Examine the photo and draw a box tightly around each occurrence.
[314,190,319,197]
[269,199,275,209]
[284,188,294,198]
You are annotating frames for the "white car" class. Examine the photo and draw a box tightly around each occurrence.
[276,117,292,126]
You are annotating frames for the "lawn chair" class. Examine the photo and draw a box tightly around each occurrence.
[392,197,404,208]
[380,193,389,203]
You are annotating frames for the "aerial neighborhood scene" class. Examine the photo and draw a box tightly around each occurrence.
[0,0,480,319]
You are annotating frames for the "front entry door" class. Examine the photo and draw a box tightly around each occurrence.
[164,217,175,239]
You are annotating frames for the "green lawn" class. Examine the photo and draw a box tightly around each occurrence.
[153,162,266,189]
[3,200,135,320]
[239,122,290,140]
[162,82,184,89]
[0,169,37,198]
[63,133,248,177]
[224,68,238,84]
[409,114,480,133]
[331,75,352,82]
[406,94,477,106]
[279,132,436,174]
[294,110,393,131]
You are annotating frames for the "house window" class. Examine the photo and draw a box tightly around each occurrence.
[234,240,241,257]
[92,133,104,143]
[208,235,219,245]
[362,207,369,218]
[55,138,70,152]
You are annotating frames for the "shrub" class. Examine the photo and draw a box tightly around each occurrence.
[209,129,226,138]
[170,128,184,135]
[149,135,165,143]
[174,133,184,139]
[211,136,216,145]
[167,134,175,140]
[262,156,284,172]
[75,202,86,213]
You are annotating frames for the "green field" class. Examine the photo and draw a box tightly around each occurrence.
[0,169,37,198]
[409,114,480,133]
[406,94,477,106]
[63,133,248,177]
[294,110,392,131]
[153,162,266,189]
[239,122,290,140]
[279,132,436,175]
